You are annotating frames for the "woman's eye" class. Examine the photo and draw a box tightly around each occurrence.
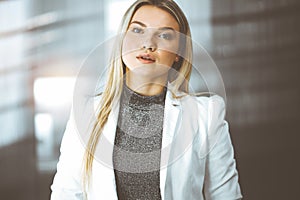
[158,33,173,40]
[131,27,143,34]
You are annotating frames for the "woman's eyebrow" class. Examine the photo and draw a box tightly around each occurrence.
[158,27,176,32]
[130,21,146,27]
[130,21,176,32]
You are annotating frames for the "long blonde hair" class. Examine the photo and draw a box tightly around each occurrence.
[82,0,193,192]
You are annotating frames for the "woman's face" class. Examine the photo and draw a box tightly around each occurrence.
[122,5,180,80]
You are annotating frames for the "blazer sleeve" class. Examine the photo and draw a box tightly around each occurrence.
[50,111,85,200]
[203,95,243,200]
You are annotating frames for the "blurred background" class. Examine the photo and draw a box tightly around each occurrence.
[0,0,299,199]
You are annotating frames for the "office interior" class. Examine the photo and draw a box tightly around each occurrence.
[0,0,299,199]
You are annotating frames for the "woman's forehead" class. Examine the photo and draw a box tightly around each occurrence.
[131,5,180,31]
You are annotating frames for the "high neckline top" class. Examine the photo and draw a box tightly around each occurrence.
[112,83,167,200]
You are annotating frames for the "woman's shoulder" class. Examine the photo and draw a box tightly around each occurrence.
[181,93,226,113]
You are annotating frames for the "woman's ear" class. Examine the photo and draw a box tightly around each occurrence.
[175,55,179,62]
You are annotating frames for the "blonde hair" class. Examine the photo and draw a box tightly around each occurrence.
[82,0,193,194]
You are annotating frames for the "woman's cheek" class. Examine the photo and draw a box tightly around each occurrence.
[160,41,179,54]
[159,51,176,66]
[122,35,137,68]
[122,34,141,56]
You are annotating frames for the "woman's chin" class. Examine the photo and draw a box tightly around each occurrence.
[126,64,170,79]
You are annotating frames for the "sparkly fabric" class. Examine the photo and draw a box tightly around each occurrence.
[113,84,166,200]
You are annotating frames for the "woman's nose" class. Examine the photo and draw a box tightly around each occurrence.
[142,33,157,52]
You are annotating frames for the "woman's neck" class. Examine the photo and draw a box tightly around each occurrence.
[125,72,168,96]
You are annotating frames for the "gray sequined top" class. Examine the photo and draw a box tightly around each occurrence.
[113,84,166,200]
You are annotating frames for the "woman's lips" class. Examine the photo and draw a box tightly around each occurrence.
[136,53,156,64]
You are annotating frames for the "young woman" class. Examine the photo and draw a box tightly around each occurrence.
[51,0,242,199]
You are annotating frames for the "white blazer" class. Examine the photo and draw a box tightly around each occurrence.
[51,89,242,200]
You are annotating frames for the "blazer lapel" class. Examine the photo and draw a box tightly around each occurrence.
[160,90,182,199]
[93,101,120,198]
